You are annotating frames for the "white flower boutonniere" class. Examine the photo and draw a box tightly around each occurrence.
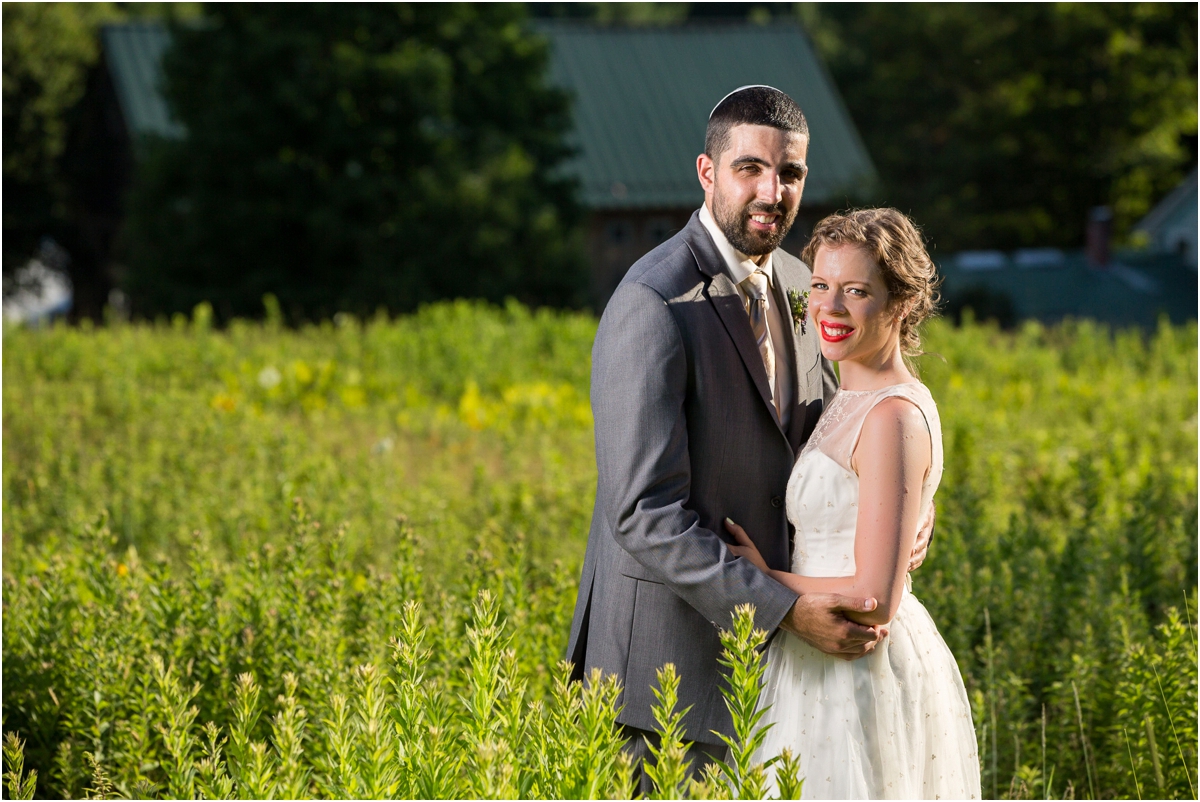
[786,288,809,335]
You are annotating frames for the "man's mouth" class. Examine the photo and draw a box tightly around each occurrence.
[820,321,855,342]
[748,213,779,231]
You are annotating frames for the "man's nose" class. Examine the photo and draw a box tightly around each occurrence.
[756,172,783,204]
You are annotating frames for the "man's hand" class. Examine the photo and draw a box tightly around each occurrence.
[908,503,936,573]
[780,594,886,660]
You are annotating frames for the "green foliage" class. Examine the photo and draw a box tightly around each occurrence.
[1,2,201,315]
[151,655,202,798]
[532,3,690,27]
[1110,610,1198,800]
[3,301,1198,798]
[1,3,115,188]
[122,4,586,321]
[1,0,120,297]
[3,732,38,800]
[0,514,627,799]
[644,664,692,799]
[914,316,1197,799]
[772,749,804,801]
[709,606,774,800]
[799,3,1198,249]
[2,298,596,564]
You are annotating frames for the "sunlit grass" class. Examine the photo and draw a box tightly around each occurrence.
[3,304,1196,798]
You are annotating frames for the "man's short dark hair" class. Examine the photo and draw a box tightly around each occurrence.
[704,86,809,163]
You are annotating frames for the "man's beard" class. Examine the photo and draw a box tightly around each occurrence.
[713,190,797,256]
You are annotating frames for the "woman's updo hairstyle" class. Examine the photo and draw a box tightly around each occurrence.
[800,207,940,357]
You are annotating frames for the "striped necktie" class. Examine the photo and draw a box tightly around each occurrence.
[741,270,777,415]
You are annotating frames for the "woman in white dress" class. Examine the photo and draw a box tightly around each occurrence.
[725,208,981,799]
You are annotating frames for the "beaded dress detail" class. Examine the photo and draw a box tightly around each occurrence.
[754,383,981,799]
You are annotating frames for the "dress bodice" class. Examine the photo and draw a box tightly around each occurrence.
[785,382,943,577]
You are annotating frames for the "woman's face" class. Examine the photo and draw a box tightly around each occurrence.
[809,243,903,365]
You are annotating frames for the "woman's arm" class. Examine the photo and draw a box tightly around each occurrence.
[727,396,932,627]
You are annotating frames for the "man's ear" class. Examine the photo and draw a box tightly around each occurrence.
[696,153,716,194]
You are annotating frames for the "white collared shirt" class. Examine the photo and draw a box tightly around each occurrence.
[699,203,794,429]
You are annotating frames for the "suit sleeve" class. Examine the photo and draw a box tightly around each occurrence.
[592,280,799,634]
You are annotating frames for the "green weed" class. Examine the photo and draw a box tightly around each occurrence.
[3,304,1196,798]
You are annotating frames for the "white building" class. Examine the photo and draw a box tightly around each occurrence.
[1134,167,1197,270]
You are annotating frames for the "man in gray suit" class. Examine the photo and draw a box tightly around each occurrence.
[566,86,931,789]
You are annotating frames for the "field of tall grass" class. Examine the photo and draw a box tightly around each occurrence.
[3,301,1196,799]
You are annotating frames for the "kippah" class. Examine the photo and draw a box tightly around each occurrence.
[709,85,784,118]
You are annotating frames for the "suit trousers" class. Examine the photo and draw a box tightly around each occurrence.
[622,724,728,797]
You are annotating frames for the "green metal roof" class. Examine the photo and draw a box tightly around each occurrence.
[101,22,184,140]
[538,21,877,210]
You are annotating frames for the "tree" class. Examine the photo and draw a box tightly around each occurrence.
[2,2,201,319]
[2,2,120,316]
[797,3,1198,251]
[122,3,586,321]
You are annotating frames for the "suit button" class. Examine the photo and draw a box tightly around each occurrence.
[771,496,783,508]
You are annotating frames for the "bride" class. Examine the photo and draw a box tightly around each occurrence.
[724,208,981,799]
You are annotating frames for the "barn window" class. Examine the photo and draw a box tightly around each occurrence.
[606,219,634,245]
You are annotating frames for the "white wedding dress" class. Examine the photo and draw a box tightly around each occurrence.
[755,383,981,799]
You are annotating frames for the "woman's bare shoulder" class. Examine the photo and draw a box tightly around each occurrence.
[865,394,929,431]
[855,395,932,471]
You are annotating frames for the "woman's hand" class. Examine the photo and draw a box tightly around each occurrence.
[723,518,770,572]
[908,502,935,572]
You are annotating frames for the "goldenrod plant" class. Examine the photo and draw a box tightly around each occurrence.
[2,302,1195,798]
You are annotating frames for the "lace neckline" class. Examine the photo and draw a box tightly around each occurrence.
[836,381,924,396]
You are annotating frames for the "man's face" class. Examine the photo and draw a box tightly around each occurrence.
[697,124,808,257]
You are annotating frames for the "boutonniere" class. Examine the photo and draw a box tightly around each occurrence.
[786,288,809,335]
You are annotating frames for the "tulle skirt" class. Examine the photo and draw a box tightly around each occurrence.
[755,591,981,799]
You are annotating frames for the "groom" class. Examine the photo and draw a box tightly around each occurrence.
[567,86,930,786]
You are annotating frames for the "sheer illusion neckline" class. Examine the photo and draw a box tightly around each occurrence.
[835,381,923,396]
[799,380,939,470]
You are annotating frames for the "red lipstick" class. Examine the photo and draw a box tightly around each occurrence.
[819,321,855,342]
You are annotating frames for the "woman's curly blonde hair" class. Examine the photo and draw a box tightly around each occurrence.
[800,207,941,357]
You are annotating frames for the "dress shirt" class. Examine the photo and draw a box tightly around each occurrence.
[699,203,793,429]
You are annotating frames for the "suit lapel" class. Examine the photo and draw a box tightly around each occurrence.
[771,255,821,452]
[708,270,780,426]
[767,272,806,451]
[682,212,782,431]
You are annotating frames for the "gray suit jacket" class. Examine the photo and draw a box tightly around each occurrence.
[567,210,838,744]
